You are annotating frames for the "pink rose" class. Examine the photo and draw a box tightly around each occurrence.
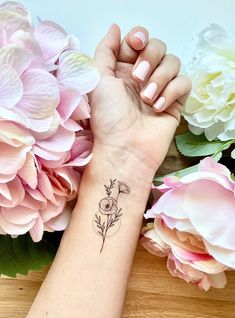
[167,253,226,291]
[0,2,99,242]
[142,157,235,290]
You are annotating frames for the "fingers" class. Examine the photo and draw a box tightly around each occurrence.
[132,38,167,82]
[118,26,149,64]
[152,75,192,113]
[94,24,121,76]
[140,54,181,102]
[134,41,191,116]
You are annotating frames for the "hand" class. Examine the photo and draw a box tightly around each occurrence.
[89,24,191,175]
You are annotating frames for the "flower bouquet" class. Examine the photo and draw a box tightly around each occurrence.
[141,24,235,291]
[0,2,234,294]
[0,1,99,276]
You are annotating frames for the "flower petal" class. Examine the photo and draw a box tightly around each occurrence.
[145,186,188,220]
[141,227,171,257]
[46,206,71,231]
[71,95,91,120]
[29,111,61,137]
[25,186,47,207]
[2,205,38,225]
[198,156,232,179]
[0,2,31,22]
[37,170,56,204]
[29,216,44,242]
[183,180,235,249]
[36,125,75,152]
[0,176,25,208]
[172,247,227,274]
[57,51,100,94]
[57,87,81,121]
[54,167,80,198]
[41,197,66,223]
[0,172,16,183]
[9,30,44,69]
[0,209,35,235]
[0,45,32,76]
[0,6,31,37]
[0,143,31,175]
[204,241,235,268]
[18,152,38,189]
[34,20,68,62]
[18,68,60,119]
[0,64,23,108]
[0,121,34,146]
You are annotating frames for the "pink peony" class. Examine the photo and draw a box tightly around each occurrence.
[0,2,100,241]
[142,157,235,291]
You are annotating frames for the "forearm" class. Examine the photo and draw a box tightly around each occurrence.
[27,145,156,318]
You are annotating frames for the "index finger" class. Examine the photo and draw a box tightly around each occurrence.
[118,26,149,64]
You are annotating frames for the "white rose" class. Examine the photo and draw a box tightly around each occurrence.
[183,24,235,141]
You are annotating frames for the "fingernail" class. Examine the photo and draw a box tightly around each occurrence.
[154,96,165,110]
[133,60,150,81]
[142,83,158,99]
[134,31,146,44]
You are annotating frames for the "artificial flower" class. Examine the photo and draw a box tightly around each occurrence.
[0,1,100,241]
[183,24,235,141]
[142,157,235,290]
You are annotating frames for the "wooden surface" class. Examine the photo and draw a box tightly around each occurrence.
[0,136,235,318]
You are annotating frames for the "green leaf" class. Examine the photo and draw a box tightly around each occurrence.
[213,152,222,161]
[154,163,199,183]
[0,232,62,277]
[231,149,235,159]
[175,132,230,157]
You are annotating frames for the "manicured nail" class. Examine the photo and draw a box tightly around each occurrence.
[133,60,150,81]
[134,31,146,44]
[154,96,166,110]
[142,83,158,99]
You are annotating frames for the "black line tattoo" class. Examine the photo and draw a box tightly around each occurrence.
[93,179,130,253]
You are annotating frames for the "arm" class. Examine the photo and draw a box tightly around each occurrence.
[27,145,155,318]
[27,24,191,318]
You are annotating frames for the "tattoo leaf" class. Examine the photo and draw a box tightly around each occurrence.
[95,214,105,235]
[94,179,130,253]
[104,179,116,196]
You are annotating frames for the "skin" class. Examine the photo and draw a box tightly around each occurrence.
[26,25,191,318]
[90,24,191,173]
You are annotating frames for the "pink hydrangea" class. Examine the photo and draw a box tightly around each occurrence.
[0,1,100,241]
[142,157,235,291]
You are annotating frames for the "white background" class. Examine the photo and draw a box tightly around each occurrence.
[20,0,235,58]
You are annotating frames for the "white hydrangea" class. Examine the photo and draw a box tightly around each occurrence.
[183,24,235,141]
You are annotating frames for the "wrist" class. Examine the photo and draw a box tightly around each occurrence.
[87,142,157,193]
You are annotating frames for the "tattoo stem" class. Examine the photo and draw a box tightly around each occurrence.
[100,214,110,253]
[116,191,120,201]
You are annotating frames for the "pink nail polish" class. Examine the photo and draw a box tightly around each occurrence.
[134,31,146,44]
[142,83,158,99]
[133,60,150,81]
[154,96,166,110]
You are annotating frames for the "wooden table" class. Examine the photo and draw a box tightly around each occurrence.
[1,137,235,318]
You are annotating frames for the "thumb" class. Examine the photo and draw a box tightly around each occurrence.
[94,24,121,76]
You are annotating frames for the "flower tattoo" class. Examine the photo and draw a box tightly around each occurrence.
[93,179,130,253]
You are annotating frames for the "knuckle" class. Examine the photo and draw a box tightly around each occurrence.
[167,54,181,68]
[151,72,169,86]
[180,76,192,92]
[185,76,192,90]
[145,50,163,63]
[149,38,167,53]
